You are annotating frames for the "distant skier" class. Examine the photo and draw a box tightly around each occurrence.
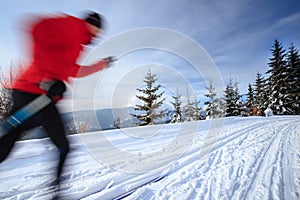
[0,11,114,184]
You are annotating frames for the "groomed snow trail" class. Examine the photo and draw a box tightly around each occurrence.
[122,116,300,200]
[0,116,299,200]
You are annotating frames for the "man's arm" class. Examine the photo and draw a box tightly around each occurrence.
[73,57,116,78]
[75,60,109,78]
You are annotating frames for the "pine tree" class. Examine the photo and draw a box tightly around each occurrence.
[285,44,300,114]
[130,69,167,126]
[224,77,236,116]
[170,89,182,123]
[245,83,255,115]
[182,88,194,122]
[192,97,201,120]
[181,88,201,121]
[204,80,222,119]
[224,77,241,116]
[254,72,265,110]
[218,99,226,117]
[266,39,287,114]
[246,83,254,107]
[233,80,243,116]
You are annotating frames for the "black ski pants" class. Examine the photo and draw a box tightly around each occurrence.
[0,90,69,180]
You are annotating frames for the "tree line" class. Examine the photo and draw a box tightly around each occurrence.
[1,39,299,129]
[130,39,300,126]
[246,39,300,116]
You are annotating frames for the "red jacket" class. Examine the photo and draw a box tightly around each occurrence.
[13,15,106,95]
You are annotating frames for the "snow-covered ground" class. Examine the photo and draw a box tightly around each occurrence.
[0,116,299,200]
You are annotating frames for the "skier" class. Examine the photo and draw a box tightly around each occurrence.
[0,11,114,184]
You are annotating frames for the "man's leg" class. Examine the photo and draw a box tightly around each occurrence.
[0,129,22,162]
[40,104,69,181]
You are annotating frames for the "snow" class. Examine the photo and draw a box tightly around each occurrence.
[264,108,274,117]
[0,116,299,200]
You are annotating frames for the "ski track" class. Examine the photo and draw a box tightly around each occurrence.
[123,117,300,200]
[0,116,299,200]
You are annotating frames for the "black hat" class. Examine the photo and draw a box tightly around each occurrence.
[84,11,103,29]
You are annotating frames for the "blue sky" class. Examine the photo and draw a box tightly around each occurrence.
[0,0,299,111]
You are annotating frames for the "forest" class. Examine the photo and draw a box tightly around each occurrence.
[130,39,300,126]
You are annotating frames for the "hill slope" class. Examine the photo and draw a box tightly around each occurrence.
[0,116,299,200]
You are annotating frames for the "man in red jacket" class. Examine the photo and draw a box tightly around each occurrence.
[0,11,112,185]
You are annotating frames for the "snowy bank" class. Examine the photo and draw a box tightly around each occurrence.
[0,116,299,200]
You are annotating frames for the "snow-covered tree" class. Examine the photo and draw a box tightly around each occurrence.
[130,69,167,126]
[182,88,201,121]
[240,83,254,116]
[264,107,274,117]
[0,62,25,119]
[224,78,235,116]
[285,44,300,114]
[234,80,243,115]
[245,83,254,111]
[253,71,267,112]
[204,80,223,119]
[223,77,242,116]
[170,89,182,123]
[182,89,194,122]
[0,87,12,119]
[192,97,201,120]
[266,39,288,114]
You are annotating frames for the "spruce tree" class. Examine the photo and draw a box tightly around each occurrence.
[182,88,201,121]
[245,83,255,114]
[204,80,221,119]
[266,39,287,114]
[285,44,300,114]
[233,80,242,116]
[171,89,182,123]
[192,97,201,120]
[130,69,167,126]
[253,72,265,111]
[223,77,242,116]
[182,88,195,122]
[224,77,236,116]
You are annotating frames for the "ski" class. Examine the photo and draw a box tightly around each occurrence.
[112,175,167,200]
